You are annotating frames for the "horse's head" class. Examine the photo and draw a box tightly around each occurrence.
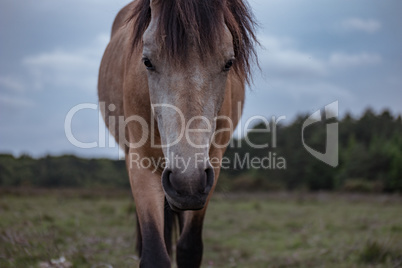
[138,0,237,211]
[130,0,256,210]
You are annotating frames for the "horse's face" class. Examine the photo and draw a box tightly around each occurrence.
[142,10,234,211]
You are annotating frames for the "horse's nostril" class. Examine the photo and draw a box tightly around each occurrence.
[162,169,176,196]
[203,167,215,193]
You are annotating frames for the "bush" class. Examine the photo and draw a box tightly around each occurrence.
[342,179,383,193]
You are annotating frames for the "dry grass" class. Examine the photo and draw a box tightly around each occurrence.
[1,189,401,267]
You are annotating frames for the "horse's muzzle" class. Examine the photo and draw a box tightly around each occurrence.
[161,166,214,211]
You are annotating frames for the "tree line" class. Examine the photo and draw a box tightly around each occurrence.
[1,109,401,193]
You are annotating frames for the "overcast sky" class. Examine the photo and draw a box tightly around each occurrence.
[0,0,401,158]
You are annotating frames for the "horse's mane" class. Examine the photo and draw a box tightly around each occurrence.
[129,0,258,83]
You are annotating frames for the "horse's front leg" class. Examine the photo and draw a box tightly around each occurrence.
[128,159,171,268]
[175,162,221,267]
[176,209,207,268]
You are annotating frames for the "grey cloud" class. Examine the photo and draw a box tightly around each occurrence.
[340,18,381,34]
[0,76,25,92]
[329,52,382,68]
[22,33,109,91]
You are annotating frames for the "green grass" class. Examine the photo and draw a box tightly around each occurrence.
[1,189,401,267]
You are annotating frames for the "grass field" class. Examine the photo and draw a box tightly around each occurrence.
[1,189,401,268]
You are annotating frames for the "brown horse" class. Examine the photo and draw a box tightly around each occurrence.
[98,0,257,266]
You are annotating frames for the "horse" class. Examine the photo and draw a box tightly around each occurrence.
[98,0,257,266]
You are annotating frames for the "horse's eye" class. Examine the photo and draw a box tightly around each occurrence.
[142,58,154,70]
[224,60,234,71]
